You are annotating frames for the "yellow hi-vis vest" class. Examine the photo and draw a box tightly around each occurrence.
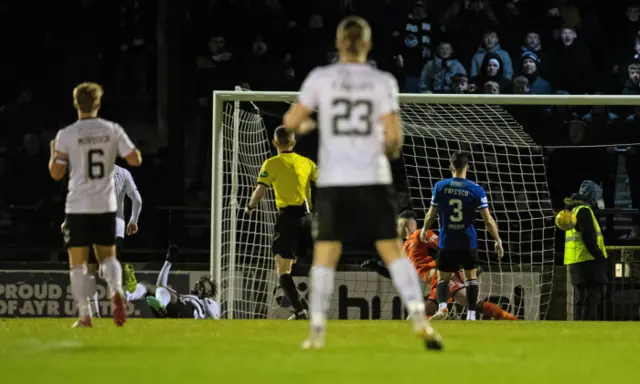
[564,205,608,265]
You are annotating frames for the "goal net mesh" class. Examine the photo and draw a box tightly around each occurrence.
[216,94,555,320]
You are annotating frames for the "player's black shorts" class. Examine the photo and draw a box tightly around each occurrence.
[116,237,124,259]
[64,212,116,248]
[273,205,311,259]
[315,185,398,242]
[436,248,479,273]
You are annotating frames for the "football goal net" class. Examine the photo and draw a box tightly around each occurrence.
[210,90,634,320]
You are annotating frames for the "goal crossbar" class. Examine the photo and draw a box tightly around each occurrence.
[213,91,640,105]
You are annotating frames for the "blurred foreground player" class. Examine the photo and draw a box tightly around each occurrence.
[124,245,220,319]
[562,181,608,320]
[49,82,142,328]
[422,152,503,321]
[363,211,516,320]
[283,16,442,350]
[245,126,316,320]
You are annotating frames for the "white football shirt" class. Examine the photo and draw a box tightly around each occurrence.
[114,165,142,237]
[297,63,399,187]
[55,118,136,214]
[180,295,220,319]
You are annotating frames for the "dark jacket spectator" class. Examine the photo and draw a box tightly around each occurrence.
[622,61,640,95]
[550,26,594,94]
[419,42,466,93]
[470,30,513,79]
[401,0,436,92]
[614,5,640,63]
[471,52,510,93]
[520,52,553,94]
[514,31,552,79]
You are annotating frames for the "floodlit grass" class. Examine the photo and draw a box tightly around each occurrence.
[1,319,638,383]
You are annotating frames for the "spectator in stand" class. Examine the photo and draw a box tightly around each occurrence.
[515,32,551,79]
[450,73,471,94]
[401,0,435,92]
[614,4,640,68]
[550,26,594,94]
[470,30,513,80]
[419,42,466,93]
[196,35,237,93]
[622,60,640,238]
[511,76,531,94]
[500,0,544,50]
[614,34,640,86]
[439,0,499,64]
[622,61,640,95]
[520,52,552,94]
[241,35,280,90]
[545,0,582,40]
[472,52,510,93]
[484,81,500,94]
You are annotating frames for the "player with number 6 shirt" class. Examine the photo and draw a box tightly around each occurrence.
[49,82,142,328]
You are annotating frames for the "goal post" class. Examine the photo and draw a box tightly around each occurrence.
[211,90,640,320]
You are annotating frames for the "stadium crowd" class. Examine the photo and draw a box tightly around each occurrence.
[1,0,639,259]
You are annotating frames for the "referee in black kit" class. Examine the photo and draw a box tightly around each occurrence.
[245,126,317,320]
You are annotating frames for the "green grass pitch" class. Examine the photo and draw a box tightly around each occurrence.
[1,319,638,384]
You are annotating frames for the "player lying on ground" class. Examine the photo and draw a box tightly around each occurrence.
[50,82,142,328]
[123,245,220,319]
[362,211,516,320]
[60,164,142,318]
[283,15,441,350]
[421,151,504,321]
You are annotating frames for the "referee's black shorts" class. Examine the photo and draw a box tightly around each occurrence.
[436,248,479,273]
[272,205,312,260]
[63,212,116,248]
[315,185,398,243]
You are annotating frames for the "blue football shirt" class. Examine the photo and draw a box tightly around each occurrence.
[430,177,489,250]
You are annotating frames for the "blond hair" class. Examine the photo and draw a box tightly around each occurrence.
[73,82,103,114]
[336,16,371,56]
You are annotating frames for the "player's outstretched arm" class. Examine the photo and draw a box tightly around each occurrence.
[479,208,504,259]
[420,206,438,242]
[125,171,142,236]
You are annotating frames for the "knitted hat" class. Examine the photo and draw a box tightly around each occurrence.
[521,51,539,64]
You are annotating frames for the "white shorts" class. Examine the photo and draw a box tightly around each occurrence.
[116,217,126,239]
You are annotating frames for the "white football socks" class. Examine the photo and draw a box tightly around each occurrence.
[126,283,148,302]
[155,287,172,308]
[467,310,477,321]
[387,258,427,328]
[309,266,335,330]
[69,265,91,318]
[85,274,100,317]
[156,261,172,287]
[99,256,123,297]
